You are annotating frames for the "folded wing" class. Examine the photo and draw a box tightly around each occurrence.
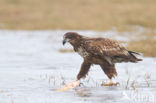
[82,38,141,63]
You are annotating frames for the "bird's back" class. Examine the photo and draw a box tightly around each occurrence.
[78,36,142,64]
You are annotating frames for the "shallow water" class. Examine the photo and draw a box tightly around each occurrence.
[0,30,155,103]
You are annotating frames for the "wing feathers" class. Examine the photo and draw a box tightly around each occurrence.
[79,37,142,64]
[82,38,128,57]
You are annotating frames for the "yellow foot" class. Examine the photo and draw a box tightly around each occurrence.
[101,81,118,86]
[56,80,80,91]
[101,79,119,86]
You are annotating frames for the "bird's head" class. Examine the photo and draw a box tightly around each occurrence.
[63,32,82,45]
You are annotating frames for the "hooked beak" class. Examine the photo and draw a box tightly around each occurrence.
[62,39,66,45]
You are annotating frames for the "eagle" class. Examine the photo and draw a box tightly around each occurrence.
[57,32,142,91]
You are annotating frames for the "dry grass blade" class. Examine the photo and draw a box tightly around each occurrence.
[144,73,152,87]
[127,39,156,57]
[0,0,156,30]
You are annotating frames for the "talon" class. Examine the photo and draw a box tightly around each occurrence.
[79,83,84,87]
[116,82,120,86]
[101,79,118,86]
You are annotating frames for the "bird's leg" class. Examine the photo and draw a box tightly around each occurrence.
[100,64,118,86]
[101,79,118,86]
[56,61,91,91]
[56,80,80,91]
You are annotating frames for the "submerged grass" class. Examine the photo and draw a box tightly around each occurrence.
[59,49,74,53]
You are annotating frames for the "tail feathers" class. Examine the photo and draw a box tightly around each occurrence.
[136,58,142,61]
[128,51,143,62]
[128,51,141,55]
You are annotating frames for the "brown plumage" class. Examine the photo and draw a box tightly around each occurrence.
[63,32,142,84]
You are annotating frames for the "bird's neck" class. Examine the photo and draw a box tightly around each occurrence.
[71,41,80,47]
[70,38,82,51]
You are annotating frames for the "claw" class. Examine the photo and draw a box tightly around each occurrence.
[101,82,118,86]
[101,79,119,86]
[56,80,80,91]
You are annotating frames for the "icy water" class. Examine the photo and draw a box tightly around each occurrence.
[0,30,156,103]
